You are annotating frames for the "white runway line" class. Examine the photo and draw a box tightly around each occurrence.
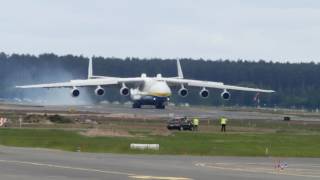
[129,175,192,180]
[0,159,192,180]
[0,159,133,176]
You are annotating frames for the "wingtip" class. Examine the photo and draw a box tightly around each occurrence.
[88,58,93,79]
[176,58,184,79]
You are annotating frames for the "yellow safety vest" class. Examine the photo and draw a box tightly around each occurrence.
[220,118,227,125]
[193,119,199,126]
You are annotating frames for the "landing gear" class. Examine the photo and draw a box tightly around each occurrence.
[155,103,165,109]
[132,102,141,108]
[131,99,166,109]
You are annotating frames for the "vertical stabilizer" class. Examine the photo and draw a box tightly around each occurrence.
[88,58,93,79]
[177,59,184,79]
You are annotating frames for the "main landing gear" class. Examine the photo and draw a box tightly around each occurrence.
[132,102,141,108]
[132,101,165,109]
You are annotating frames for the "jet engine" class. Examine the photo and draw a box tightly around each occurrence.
[95,86,105,96]
[221,90,231,100]
[199,88,209,98]
[71,87,80,97]
[120,86,130,96]
[178,87,188,97]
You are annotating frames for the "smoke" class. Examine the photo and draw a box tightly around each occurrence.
[10,60,94,106]
[22,88,93,105]
[21,86,94,106]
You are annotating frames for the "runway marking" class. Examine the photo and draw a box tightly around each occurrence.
[0,159,133,176]
[130,175,191,180]
[0,159,192,180]
[195,162,320,179]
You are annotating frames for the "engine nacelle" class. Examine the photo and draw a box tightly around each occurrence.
[199,88,209,98]
[178,88,188,97]
[71,88,80,97]
[95,86,105,96]
[221,90,231,100]
[120,87,130,96]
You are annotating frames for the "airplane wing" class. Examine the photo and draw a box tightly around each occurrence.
[16,78,144,89]
[16,58,146,89]
[164,59,274,93]
[163,78,274,93]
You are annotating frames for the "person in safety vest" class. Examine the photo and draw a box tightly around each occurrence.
[220,117,228,132]
[193,118,199,131]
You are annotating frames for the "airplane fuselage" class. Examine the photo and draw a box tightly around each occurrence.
[130,77,172,109]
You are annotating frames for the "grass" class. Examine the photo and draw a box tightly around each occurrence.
[0,128,319,157]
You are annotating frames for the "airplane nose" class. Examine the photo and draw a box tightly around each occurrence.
[150,82,172,97]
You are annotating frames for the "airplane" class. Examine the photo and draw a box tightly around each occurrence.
[16,59,274,109]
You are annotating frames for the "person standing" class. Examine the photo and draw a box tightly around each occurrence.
[193,118,199,131]
[220,117,228,132]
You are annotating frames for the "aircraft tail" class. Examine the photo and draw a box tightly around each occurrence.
[88,58,93,79]
[177,59,184,79]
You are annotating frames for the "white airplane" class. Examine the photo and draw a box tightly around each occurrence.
[16,59,274,109]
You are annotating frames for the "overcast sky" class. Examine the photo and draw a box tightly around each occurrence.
[1,0,320,62]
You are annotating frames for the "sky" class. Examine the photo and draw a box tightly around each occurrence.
[1,0,320,62]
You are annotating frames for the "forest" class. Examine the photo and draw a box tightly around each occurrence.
[0,52,319,109]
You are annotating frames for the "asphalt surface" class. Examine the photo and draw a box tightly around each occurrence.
[0,146,319,180]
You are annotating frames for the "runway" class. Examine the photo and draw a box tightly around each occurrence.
[1,102,319,122]
[0,146,319,180]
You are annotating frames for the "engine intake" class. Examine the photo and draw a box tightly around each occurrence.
[71,88,80,97]
[95,86,105,96]
[120,87,130,96]
[221,90,231,100]
[178,88,188,97]
[199,88,209,98]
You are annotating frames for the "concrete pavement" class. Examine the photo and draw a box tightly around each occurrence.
[0,146,319,180]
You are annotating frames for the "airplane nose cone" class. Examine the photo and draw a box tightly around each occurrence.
[150,81,171,97]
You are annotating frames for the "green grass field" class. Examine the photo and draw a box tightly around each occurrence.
[0,128,319,157]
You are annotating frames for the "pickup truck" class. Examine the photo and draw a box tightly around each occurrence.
[167,117,194,131]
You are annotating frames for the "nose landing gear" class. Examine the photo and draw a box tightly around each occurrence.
[155,103,165,109]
